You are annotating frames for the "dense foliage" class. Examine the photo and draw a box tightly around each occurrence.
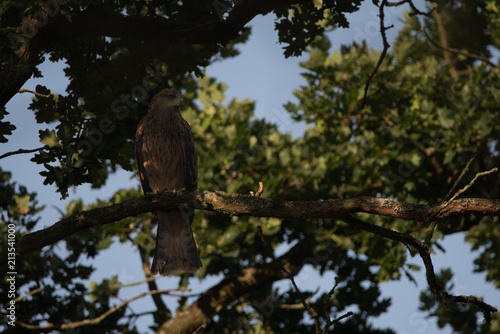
[1,0,499,333]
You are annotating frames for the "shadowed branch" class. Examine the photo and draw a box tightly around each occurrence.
[0,145,47,160]
[2,189,499,266]
[0,0,309,107]
[17,287,191,331]
[157,241,311,334]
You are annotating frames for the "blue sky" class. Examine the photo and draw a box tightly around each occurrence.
[2,1,499,332]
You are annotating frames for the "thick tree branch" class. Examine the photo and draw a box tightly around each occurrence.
[2,190,499,267]
[6,190,498,332]
[0,0,306,107]
[0,0,65,107]
[36,0,305,45]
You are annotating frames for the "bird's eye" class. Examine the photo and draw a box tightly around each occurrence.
[167,94,177,99]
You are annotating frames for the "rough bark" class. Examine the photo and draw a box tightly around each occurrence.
[2,189,499,267]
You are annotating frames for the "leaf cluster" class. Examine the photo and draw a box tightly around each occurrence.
[1,0,499,333]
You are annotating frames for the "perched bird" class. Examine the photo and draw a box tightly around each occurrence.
[135,88,202,275]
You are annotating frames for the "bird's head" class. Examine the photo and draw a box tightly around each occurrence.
[151,88,185,111]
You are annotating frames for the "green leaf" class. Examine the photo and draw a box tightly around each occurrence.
[39,129,59,147]
[0,107,15,143]
[0,120,15,142]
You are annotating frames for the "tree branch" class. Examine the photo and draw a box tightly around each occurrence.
[156,241,310,334]
[343,215,497,325]
[0,0,306,107]
[18,88,52,98]
[362,0,433,108]
[0,0,65,107]
[7,286,44,304]
[156,207,498,333]
[7,189,498,331]
[431,5,459,79]
[322,277,354,332]
[17,287,191,331]
[131,232,172,323]
[361,0,392,108]
[443,293,498,325]
[443,154,477,203]
[442,168,498,206]
[0,145,47,160]
[422,29,497,68]
[2,190,499,267]
[344,215,440,297]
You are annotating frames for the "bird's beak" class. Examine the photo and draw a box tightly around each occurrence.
[179,100,185,110]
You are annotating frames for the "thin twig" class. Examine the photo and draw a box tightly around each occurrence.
[0,146,47,160]
[443,154,477,202]
[18,88,52,98]
[258,226,321,332]
[444,168,498,206]
[386,0,408,6]
[426,154,477,244]
[323,277,339,318]
[386,0,434,16]
[426,166,498,243]
[362,0,435,107]
[111,275,157,289]
[7,286,44,305]
[17,287,191,330]
[277,298,312,309]
[282,267,321,333]
[322,277,346,333]
[424,220,438,247]
[361,0,392,108]
[330,311,354,327]
[386,0,435,16]
[422,29,497,68]
[443,292,498,325]
[407,0,435,16]
[250,181,264,197]
[122,310,156,320]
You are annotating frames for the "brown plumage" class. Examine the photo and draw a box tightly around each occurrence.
[135,88,201,275]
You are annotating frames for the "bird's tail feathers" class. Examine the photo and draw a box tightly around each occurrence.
[152,209,202,276]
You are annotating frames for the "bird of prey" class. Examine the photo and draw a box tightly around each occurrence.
[135,88,202,276]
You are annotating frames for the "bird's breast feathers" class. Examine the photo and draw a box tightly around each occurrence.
[136,112,196,193]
